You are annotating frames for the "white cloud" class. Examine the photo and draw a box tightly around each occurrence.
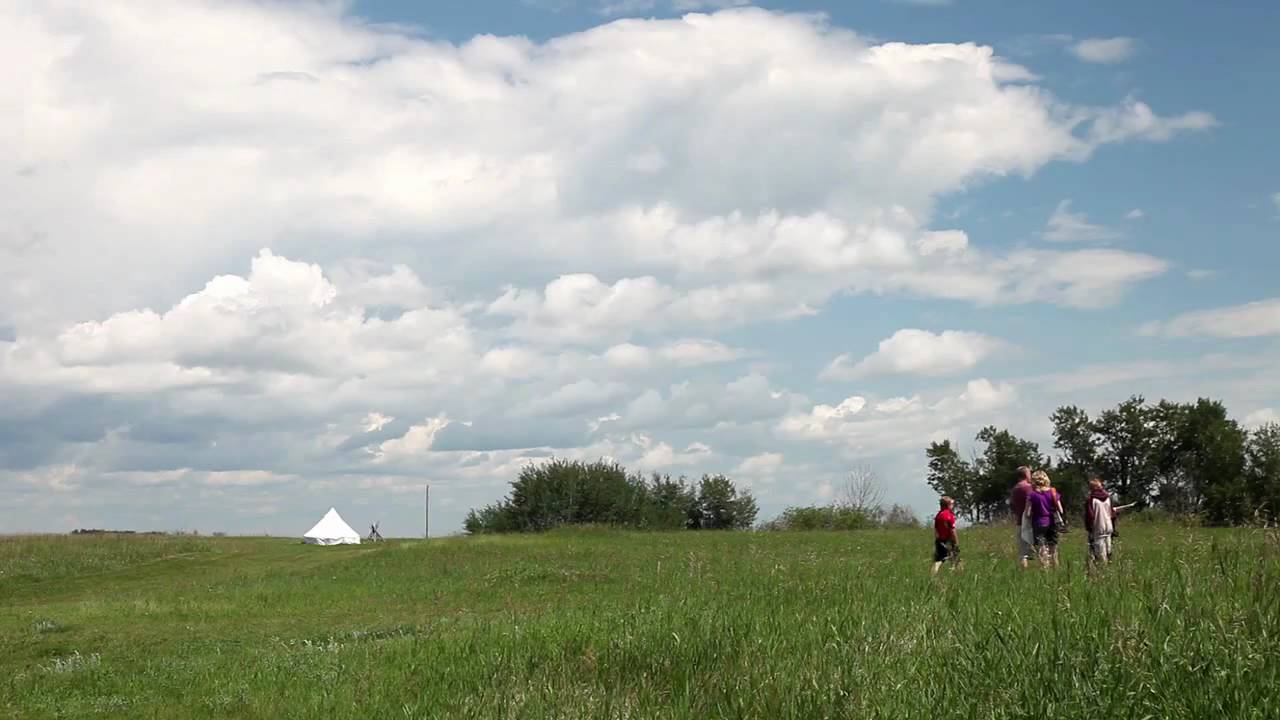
[630,434,713,468]
[362,413,394,433]
[603,343,653,370]
[371,416,452,464]
[658,339,744,365]
[779,379,1017,453]
[1141,299,1280,339]
[1125,208,1145,220]
[736,452,784,476]
[1244,408,1278,429]
[822,329,1008,380]
[2,4,1212,337]
[0,2,1222,534]
[1043,200,1122,243]
[1071,37,1136,64]
[513,379,630,417]
[1088,99,1217,144]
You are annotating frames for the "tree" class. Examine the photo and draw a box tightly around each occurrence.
[881,503,920,528]
[1245,423,1280,525]
[643,473,699,529]
[693,474,758,530]
[1050,405,1098,515]
[1092,396,1159,501]
[926,440,977,521]
[1051,405,1099,470]
[1150,399,1247,524]
[972,426,1047,522]
[463,459,711,533]
[838,466,885,519]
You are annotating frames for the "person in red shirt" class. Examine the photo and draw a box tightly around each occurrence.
[932,496,960,575]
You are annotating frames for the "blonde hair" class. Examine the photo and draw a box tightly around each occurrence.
[1031,470,1051,490]
[939,495,954,509]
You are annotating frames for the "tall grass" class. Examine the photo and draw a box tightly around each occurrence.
[1,526,1277,718]
[0,534,213,585]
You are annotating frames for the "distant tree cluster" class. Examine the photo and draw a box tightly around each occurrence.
[927,396,1280,526]
[762,468,920,531]
[463,459,758,534]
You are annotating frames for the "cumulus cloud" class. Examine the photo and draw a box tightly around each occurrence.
[1140,299,1280,339]
[1071,37,1137,64]
[0,1,1221,533]
[1043,200,1123,243]
[3,4,1213,335]
[779,379,1017,454]
[822,329,1008,380]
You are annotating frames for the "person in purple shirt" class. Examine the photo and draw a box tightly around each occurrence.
[1009,466,1033,569]
[1026,470,1060,568]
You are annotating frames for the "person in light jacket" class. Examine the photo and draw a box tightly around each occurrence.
[1084,477,1136,569]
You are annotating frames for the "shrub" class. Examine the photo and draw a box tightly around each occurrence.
[763,506,872,532]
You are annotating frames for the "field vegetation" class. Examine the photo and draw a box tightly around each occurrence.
[3,524,1278,719]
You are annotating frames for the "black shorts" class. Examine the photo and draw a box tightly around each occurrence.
[1033,524,1059,548]
[934,539,958,562]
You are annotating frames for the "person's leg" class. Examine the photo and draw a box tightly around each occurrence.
[1100,535,1112,565]
[1016,528,1031,569]
[933,540,946,575]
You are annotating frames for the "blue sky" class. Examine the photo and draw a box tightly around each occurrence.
[2,0,1277,536]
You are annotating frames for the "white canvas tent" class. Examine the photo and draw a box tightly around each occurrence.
[302,507,361,545]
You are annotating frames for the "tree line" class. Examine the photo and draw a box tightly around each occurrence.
[464,459,923,534]
[463,459,759,533]
[927,395,1280,526]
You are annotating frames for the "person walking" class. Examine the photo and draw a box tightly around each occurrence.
[931,496,960,576]
[1084,477,1136,569]
[1010,466,1033,569]
[1025,471,1060,568]
[1043,472,1066,567]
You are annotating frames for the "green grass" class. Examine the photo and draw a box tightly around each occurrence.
[1,525,1278,719]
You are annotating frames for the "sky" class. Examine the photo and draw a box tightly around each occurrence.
[4,0,1279,536]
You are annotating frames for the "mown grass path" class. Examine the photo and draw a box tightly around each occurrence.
[2,526,1278,719]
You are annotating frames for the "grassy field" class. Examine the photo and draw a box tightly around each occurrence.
[2,524,1278,719]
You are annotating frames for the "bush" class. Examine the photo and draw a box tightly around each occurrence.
[880,504,921,528]
[762,506,872,532]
